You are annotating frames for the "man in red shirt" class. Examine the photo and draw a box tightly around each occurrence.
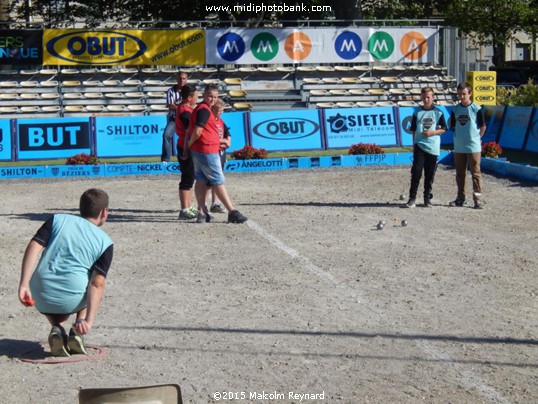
[188,84,247,224]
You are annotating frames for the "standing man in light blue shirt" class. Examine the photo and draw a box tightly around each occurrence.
[18,189,114,357]
[449,82,487,209]
[405,87,447,208]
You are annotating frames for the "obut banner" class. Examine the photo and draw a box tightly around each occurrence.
[43,29,205,65]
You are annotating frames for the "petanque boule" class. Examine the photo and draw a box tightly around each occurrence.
[401,219,408,227]
[399,194,406,200]
[377,222,384,230]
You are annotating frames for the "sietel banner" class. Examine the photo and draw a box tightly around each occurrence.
[17,118,91,160]
[249,109,323,152]
[0,30,43,65]
[0,119,12,160]
[206,27,438,64]
[43,29,205,65]
[95,115,165,157]
[325,107,398,148]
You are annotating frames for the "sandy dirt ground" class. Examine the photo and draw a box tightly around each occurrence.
[0,165,537,404]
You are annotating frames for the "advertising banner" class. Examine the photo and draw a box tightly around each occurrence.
[482,105,505,143]
[0,165,47,179]
[325,107,398,148]
[0,119,12,160]
[0,30,43,65]
[95,115,165,157]
[498,106,533,149]
[222,111,248,155]
[524,110,538,153]
[249,109,323,152]
[43,29,205,65]
[16,118,91,160]
[206,27,438,65]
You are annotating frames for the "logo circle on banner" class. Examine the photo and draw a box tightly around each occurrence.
[400,31,428,61]
[284,32,312,61]
[368,31,394,61]
[217,32,245,62]
[334,31,362,60]
[251,32,279,62]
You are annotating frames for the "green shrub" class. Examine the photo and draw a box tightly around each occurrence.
[497,80,538,107]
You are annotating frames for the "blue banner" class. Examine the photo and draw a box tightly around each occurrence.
[46,165,104,178]
[95,115,165,157]
[0,119,12,161]
[224,158,286,172]
[482,106,505,144]
[524,111,538,153]
[103,162,175,177]
[16,118,91,160]
[0,165,47,179]
[325,107,398,149]
[498,107,533,149]
[250,109,323,152]
[222,111,247,155]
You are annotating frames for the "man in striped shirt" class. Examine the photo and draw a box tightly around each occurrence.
[161,71,188,162]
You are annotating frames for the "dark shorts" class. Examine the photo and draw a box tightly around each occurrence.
[177,148,195,190]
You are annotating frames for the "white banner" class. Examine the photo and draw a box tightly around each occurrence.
[206,27,439,65]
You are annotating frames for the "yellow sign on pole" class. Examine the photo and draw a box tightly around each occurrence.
[43,29,205,66]
[465,71,497,105]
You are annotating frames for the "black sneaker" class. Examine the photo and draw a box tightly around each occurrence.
[228,210,248,223]
[449,198,467,207]
[48,326,70,357]
[424,199,433,208]
[196,212,206,223]
[474,200,484,209]
[404,199,416,208]
[205,213,214,223]
[67,327,87,355]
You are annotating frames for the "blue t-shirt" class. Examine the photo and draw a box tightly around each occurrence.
[450,103,485,153]
[411,106,447,156]
[30,214,113,314]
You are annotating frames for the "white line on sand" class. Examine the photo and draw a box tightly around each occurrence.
[247,220,508,404]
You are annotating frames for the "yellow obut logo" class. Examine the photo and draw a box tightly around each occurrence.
[475,75,495,82]
[46,31,146,64]
[475,95,496,102]
[475,85,495,92]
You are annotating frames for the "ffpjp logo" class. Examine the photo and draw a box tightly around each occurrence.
[18,122,90,151]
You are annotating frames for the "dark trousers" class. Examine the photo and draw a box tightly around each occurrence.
[409,145,438,201]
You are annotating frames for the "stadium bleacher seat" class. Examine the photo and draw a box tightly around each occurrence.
[336,102,356,108]
[356,101,377,107]
[0,93,18,100]
[315,102,337,108]
[0,80,18,87]
[87,105,106,113]
[42,105,61,113]
[62,80,81,87]
[61,68,80,75]
[41,80,59,87]
[233,102,253,111]
[103,80,121,86]
[20,81,39,87]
